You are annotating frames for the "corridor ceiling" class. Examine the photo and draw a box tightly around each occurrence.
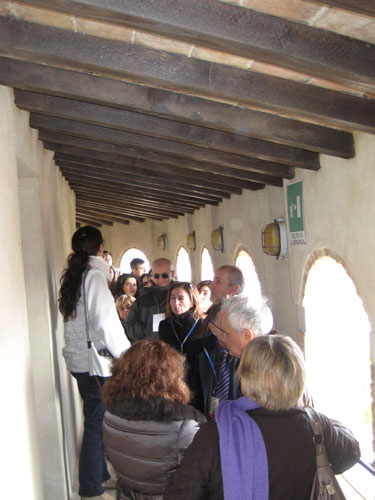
[0,1,374,225]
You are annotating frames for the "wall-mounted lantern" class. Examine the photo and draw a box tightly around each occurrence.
[156,233,168,251]
[261,218,287,259]
[187,231,196,250]
[211,226,224,252]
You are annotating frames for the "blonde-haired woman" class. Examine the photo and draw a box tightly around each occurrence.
[165,334,360,500]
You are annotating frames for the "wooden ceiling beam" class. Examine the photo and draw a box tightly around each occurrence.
[77,190,198,214]
[77,196,184,220]
[13,1,375,91]
[78,197,193,218]
[76,213,113,226]
[42,135,291,181]
[15,90,341,167]
[76,190,200,217]
[75,217,104,228]
[76,204,169,222]
[0,57,359,150]
[55,151,278,189]
[76,208,132,224]
[76,191,185,219]
[32,114,306,172]
[76,192,195,218]
[58,160,230,200]
[65,180,213,214]
[60,168,221,206]
[77,200,177,221]
[0,16,371,136]
[55,152,245,194]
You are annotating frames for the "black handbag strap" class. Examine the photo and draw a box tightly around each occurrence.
[305,406,331,466]
[305,406,347,499]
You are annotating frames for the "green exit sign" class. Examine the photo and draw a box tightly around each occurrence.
[287,180,306,245]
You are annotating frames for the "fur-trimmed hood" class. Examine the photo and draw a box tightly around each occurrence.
[106,396,205,424]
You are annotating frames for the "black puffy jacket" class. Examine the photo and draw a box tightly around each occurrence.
[103,397,206,500]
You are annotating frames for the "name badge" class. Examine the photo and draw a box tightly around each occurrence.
[153,313,165,332]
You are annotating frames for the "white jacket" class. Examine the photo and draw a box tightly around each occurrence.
[62,256,130,373]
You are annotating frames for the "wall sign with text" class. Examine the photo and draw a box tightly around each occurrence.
[286,180,306,246]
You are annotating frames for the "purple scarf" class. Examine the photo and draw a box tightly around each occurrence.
[215,396,269,500]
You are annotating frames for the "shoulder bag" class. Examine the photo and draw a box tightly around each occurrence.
[82,270,113,378]
[305,406,346,500]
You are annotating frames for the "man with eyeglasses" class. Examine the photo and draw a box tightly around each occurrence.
[187,303,240,419]
[125,258,174,342]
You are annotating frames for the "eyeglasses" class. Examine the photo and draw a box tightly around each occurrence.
[208,321,228,336]
[153,273,170,279]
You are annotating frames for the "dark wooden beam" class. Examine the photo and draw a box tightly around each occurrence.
[0,17,372,134]
[32,114,306,172]
[76,208,133,224]
[55,151,246,194]
[58,160,231,200]
[77,201,175,221]
[59,166,222,205]
[76,189,187,219]
[76,213,113,226]
[77,188,198,214]
[76,204,169,222]
[75,216,103,227]
[55,150,280,189]
[77,194,181,220]
[302,0,375,17]
[14,90,333,167]
[76,191,196,218]
[42,135,292,182]
[13,1,375,91]
[0,57,358,150]
[74,186,217,211]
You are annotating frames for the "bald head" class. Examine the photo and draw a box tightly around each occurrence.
[151,258,174,287]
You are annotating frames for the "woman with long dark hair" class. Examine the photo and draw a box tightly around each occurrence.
[102,339,205,500]
[59,226,130,500]
[158,282,204,355]
[115,273,138,299]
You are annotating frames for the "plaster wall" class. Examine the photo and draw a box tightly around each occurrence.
[0,85,77,499]
[104,132,374,341]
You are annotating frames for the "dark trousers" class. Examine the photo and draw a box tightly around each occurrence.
[71,372,110,497]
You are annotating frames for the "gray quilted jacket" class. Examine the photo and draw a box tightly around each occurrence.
[102,397,206,500]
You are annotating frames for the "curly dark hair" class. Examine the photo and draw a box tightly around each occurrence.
[165,282,203,319]
[58,226,103,320]
[101,339,191,406]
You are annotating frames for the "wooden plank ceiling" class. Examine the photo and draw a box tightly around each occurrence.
[0,0,374,225]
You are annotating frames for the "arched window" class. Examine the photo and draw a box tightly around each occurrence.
[175,247,192,282]
[302,255,372,465]
[235,249,262,301]
[120,248,150,274]
[200,247,214,281]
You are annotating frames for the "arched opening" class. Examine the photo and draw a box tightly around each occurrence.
[302,255,372,465]
[200,247,214,281]
[120,248,150,274]
[235,249,262,301]
[175,247,192,282]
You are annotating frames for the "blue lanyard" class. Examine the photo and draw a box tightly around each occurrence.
[171,318,199,354]
[151,292,166,313]
[204,348,232,385]
[203,347,217,383]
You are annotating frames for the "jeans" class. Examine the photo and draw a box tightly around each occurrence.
[71,372,110,497]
